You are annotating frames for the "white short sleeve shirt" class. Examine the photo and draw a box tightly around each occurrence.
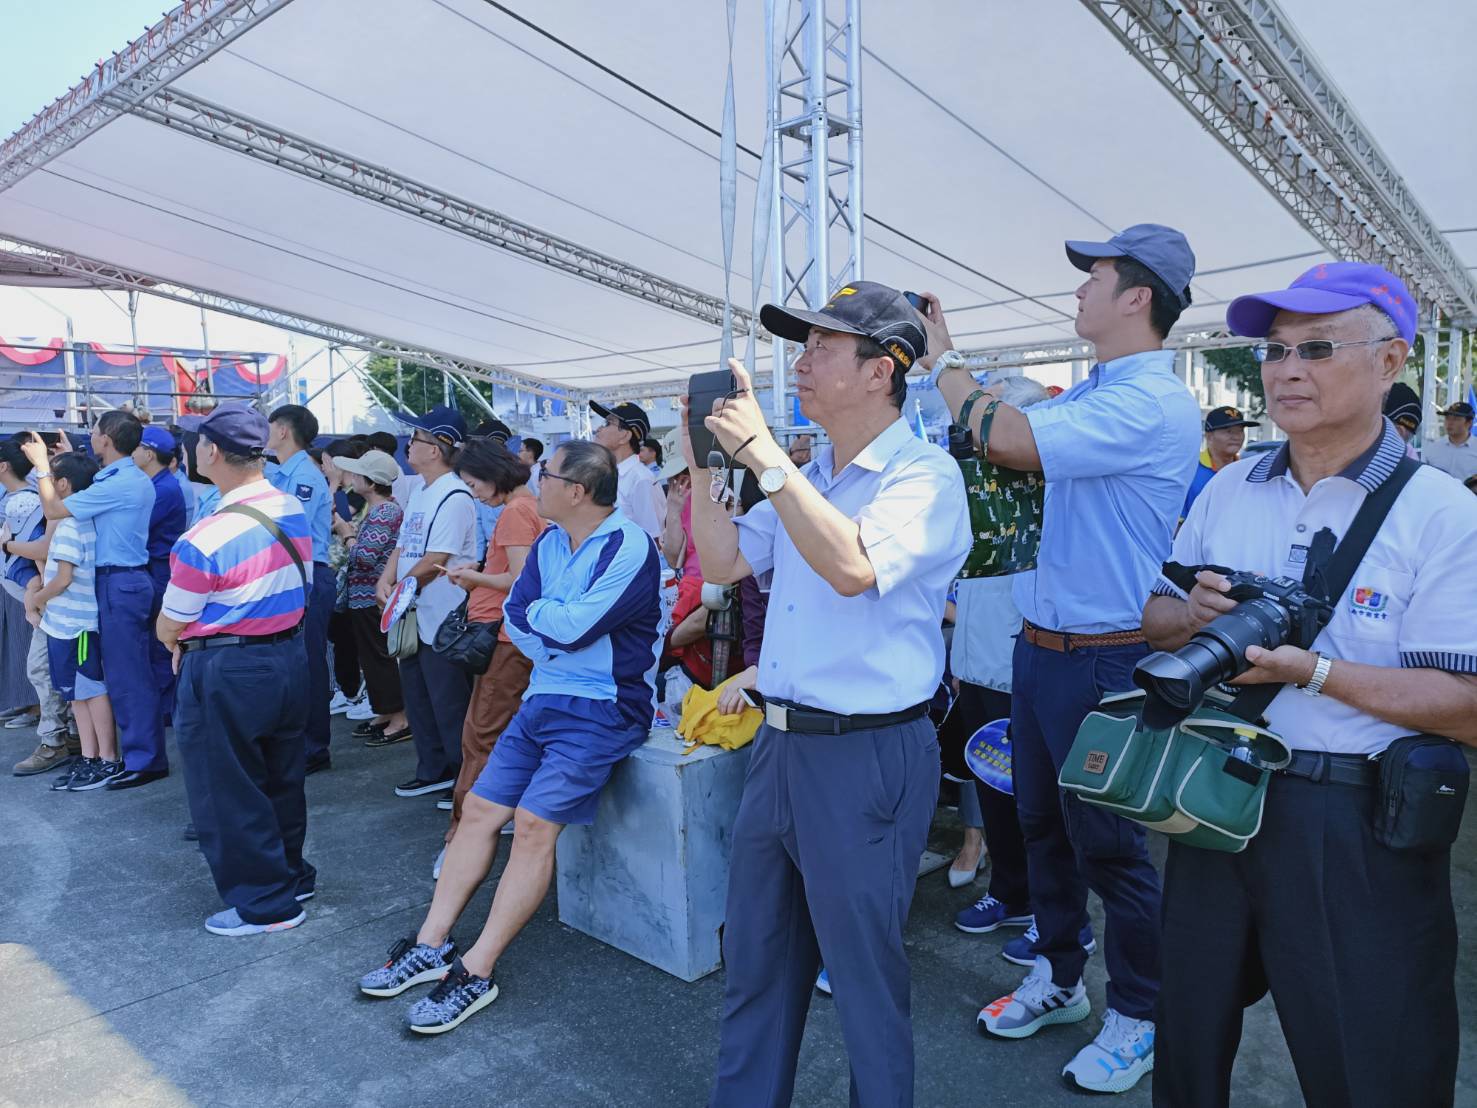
[397,472,478,642]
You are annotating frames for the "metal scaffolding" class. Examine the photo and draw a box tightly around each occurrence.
[1078,0,1477,323]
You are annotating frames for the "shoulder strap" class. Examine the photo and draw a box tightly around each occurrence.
[220,504,308,591]
[1227,455,1421,723]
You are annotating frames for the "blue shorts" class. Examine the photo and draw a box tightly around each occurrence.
[471,694,648,825]
[47,631,106,702]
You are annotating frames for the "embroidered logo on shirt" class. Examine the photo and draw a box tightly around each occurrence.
[1350,587,1389,621]
[1288,544,1308,565]
[295,483,314,502]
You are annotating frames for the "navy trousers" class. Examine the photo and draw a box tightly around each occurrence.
[147,558,177,721]
[400,644,472,783]
[96,566,165,773]
[175,636,313,924]
[1154,773,1458,1107]
[710,718,939,1108]
[303,563,335,763]
[1010,636,1161,1020]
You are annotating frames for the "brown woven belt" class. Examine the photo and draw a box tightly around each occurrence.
[1021,620,1146,653]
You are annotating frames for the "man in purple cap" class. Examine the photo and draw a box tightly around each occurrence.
[919,225,1201,1094]
[1144,261,1477,1106]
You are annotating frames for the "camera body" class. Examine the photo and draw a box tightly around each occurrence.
[1133,569,1333,728]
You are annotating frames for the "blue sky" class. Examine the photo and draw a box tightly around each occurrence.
[1,2,172,138]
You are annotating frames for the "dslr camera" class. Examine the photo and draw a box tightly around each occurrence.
[1133,569,1333,728]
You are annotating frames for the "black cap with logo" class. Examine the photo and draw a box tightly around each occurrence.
[1203,405,1259,432]
[760,281,927,371]
[588,400,652,441]
[1440,401,1475,419]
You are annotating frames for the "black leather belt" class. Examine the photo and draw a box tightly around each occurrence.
[180,626,303,654]
[763,698,930,735]
[1280,749,1378,787]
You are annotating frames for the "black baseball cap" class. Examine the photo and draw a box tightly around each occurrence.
[1440,401,1475,419]
[1383,382,1421,429]
[588,400,651,441]
[759,281,927,370]
[1203,405,1259,432]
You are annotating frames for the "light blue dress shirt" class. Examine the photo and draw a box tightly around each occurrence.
[735,418,969,715]
[193,484,221,525]
[266,449,331,563]
[63,456,155,568]
[172,467,197,521]
[1012,348,1200,634]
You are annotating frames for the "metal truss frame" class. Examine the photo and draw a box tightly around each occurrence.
[128,88,756,338]
[0,0,296,194]
[0,236,572,402]
[1078,0,1477,323]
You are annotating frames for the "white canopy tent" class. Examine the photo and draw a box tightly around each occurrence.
[0,0,1472,429]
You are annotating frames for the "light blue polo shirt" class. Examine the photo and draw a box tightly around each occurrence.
[63,456,155,568]
[1012,348,1200,634]
[266,448,331,563]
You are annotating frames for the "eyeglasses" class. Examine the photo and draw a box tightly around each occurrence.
[1252,336,1397,364]
[541,469,582,490]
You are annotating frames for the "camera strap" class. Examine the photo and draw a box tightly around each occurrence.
[1226,454,1420,725]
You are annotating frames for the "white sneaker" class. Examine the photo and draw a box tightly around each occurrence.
[1062,1008,1154,1093]
[346,700,377,721]
[328,691,352,715]
[977,955,1090,1039]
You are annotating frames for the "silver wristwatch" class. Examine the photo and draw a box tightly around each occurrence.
[758,461,798,495]
[1299,653,1333,697]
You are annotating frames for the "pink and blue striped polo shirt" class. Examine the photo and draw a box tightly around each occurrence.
[162,479,312,641]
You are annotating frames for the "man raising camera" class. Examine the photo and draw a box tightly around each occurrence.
[1143,262,1477,1107]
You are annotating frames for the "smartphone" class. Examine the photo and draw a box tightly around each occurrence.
[686,367,735,466]
[28,431,60,449]
[903,291,929,317]
[739,688,761,710]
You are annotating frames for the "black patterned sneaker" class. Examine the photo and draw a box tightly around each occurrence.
[359,936,456,998]
[406,956,498,1034]
[51,757,94,791]
[70,759,123,792]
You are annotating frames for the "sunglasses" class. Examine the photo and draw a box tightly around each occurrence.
[1252,336,1397,364]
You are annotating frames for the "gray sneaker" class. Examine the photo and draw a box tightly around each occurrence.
[978,955,1090,1039]
[359,936,456,997]
[14,742,76,777]
[406,956,498,1034]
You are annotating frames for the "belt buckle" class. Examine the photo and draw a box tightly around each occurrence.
[765,702,791,732]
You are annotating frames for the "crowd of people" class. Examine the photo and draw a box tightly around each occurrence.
[2,223,1476,1106]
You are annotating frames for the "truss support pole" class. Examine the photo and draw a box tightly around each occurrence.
[1422,310,1441,443]
[768,0,864,425]
[1448,328,1466,411]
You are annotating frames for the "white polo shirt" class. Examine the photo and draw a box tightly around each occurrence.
[616,453,666,541]
[1422,435,1477,484]
[735,419,969,715]
[1153,419,1477,755]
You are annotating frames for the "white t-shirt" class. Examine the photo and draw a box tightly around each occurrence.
[392,472,424,512]
[616,453,665,540]
[396,472,477,643]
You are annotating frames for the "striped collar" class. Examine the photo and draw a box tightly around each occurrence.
[1246,417,1405,492]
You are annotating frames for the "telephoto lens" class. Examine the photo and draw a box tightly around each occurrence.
[1133,598,1294,728]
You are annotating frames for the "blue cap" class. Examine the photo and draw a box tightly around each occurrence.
[198,405,269,456]
[1226,261,1418,345]
[1065,223,1197,309]
[139,425,176,454]
[396,404,466,447]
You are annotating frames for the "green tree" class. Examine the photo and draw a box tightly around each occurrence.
[1202,345,1264,412]
[361,355,494,425]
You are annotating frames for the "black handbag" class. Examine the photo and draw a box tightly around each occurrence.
[1373,734,1470,853]
[432,595,500,675]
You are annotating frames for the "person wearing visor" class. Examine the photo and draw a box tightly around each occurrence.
[1424,400,1477,483]
[916,224,1201,1093]
[1144,261,1477,1107]
[1184,405,1260,516]
[156,406,315,936]
[588,399,665,541]
[691,280,969,1107]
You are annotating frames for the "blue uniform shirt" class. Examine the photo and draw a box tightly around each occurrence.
[63,456,155,568]
[1182,455,1217,518]
[266,449,331,563]
[147,468,188,564]
[172,467,197,521]
[193,484,221,525]
[1012,348,1200,634]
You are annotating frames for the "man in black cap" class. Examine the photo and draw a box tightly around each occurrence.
[156,405,315,935]
[691,280,969,1107]
[588,399,664,541]
[1183,405,1260,516]
[1383,382,1422,454]
[1425,401,1477,483]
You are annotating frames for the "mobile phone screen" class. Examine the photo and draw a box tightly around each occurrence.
[687,368,735,467]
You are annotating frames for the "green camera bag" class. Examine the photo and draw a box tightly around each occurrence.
[956,394,1044,579]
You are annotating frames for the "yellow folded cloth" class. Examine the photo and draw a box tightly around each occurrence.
[677,677,763,754]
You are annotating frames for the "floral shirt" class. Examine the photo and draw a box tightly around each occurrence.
[346,500,403,609]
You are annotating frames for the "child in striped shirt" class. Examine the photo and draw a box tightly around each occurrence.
[24,453,119,792]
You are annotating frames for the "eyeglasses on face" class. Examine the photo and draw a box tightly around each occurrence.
[541,469,583,489]
[1252,336,1398,364]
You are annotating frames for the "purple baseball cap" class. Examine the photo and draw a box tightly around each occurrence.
[1226,261,1418,344]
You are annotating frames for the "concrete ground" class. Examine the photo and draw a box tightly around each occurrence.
[2,716,1475,1108]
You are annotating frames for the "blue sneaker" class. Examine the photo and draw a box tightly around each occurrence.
[954,895,1033,935]
[1062,1008,1154,1093]
[1001,921,1097,967]
[815,967,832,996]
[204,906,305,937]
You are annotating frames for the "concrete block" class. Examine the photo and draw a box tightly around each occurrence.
[556,727,751,982]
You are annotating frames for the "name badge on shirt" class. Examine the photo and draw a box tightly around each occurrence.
[295,483,314,502]
[1288,543,1308,566]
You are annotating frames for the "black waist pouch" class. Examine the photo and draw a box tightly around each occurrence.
[1373,735,1470,852]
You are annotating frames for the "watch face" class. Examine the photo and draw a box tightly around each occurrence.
[760,466,786,494]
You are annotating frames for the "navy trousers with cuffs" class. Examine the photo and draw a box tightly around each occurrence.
[175,636,313,924]
[1154,771,1458,1107]
[1010,635,1161,1020]
[710,717,939,1108]
[400,644,472,784]
[96,566,166,773]
[303,562,335,764]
